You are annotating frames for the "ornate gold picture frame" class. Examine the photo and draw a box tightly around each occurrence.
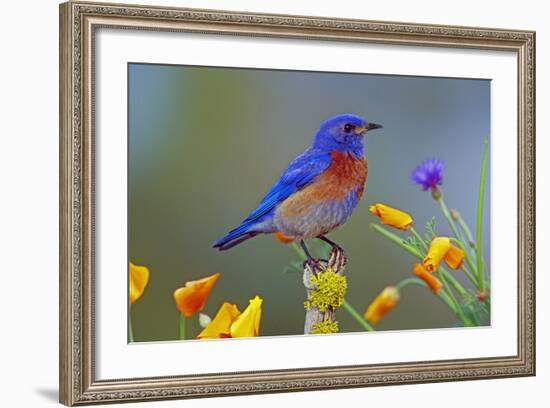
[59,1,535,405]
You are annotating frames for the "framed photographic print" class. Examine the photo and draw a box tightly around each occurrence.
[59,1,536,405]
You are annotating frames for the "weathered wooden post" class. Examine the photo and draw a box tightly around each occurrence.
[303,246,347,334]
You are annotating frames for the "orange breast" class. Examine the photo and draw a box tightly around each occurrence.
[321,150,368,200]
[277,151,367,218]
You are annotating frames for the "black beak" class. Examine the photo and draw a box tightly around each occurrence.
[366,122,383,131]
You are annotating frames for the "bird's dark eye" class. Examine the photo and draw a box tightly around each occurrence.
[343,123,354,133]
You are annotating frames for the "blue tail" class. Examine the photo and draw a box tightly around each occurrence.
[212,223,260,251]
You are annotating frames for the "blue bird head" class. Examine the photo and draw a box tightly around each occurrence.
[312,113,382,156]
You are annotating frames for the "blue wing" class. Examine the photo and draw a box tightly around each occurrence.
[212,148,332,250]
[243,148,332,223]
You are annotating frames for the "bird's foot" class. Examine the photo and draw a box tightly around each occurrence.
[303,258,326,289]
[304,257,325,271]
[318,236,343,253]
[327,245,347,272]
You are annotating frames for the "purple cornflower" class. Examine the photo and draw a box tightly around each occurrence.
[410,159,444,191]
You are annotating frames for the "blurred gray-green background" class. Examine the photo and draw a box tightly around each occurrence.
[128,63,490,342]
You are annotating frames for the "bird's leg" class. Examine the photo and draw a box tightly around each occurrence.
[317,236,341,262]
[300,240,315,262]
[318,236,346,271]
[301,240,325,289]
[318,235,341,250]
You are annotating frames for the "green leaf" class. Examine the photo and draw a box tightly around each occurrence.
[424,216,436,240]
[475,139,489,292]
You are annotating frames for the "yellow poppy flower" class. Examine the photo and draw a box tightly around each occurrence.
[364,286,400,324]
[129,262,150,304]
[369,203,413,231]
[197,302,241,339]
[423,237,451,272]
[173,272,220,317]
[413,263,442,294]
[444,244,465,270]
[231,296,263,338]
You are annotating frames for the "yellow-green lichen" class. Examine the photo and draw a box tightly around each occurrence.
[304,269,347,312]
[311,320,339,334]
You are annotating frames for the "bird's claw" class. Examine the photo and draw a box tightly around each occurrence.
[303,259,326,288]
[327,246,346,272]
[304,257,324,272]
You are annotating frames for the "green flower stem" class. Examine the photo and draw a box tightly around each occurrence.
[452,219,468,246]
[436,196,462,241]
[432,271,461,317]
[342,299,375,332]
[438,271,473,327]
[436,197,477,275]
[448,238,480,287]
[371,224,421,258]
[439,266,467,297]
[476,139,489,293]
[484,295,491,314]
[179,314,186,340]
[456,214,475,246]
[469,308,482,326]
[449,237,463,247]
[450,237,475,260]
[371,224,467,297]
[370,225,466,320]
[460,266,478,287]
[438,291,459,314]
[128,306,135,343]
[452,215,478,274]
[396,277,458,314]
[410,227,428,251]
[396,277,426,291]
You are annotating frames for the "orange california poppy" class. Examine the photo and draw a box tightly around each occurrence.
[364,286,400,324]
[129,262,150,304]
[413,263,442,294]
[444,244,465,270]
[173,272,220,317]
[197,296,263,339]
[423,237,451,272]
[230,296,263,338]
[197,302,241,339]
[369,203,414,231]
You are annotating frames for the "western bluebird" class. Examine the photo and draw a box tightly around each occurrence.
[212,113,382,259]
